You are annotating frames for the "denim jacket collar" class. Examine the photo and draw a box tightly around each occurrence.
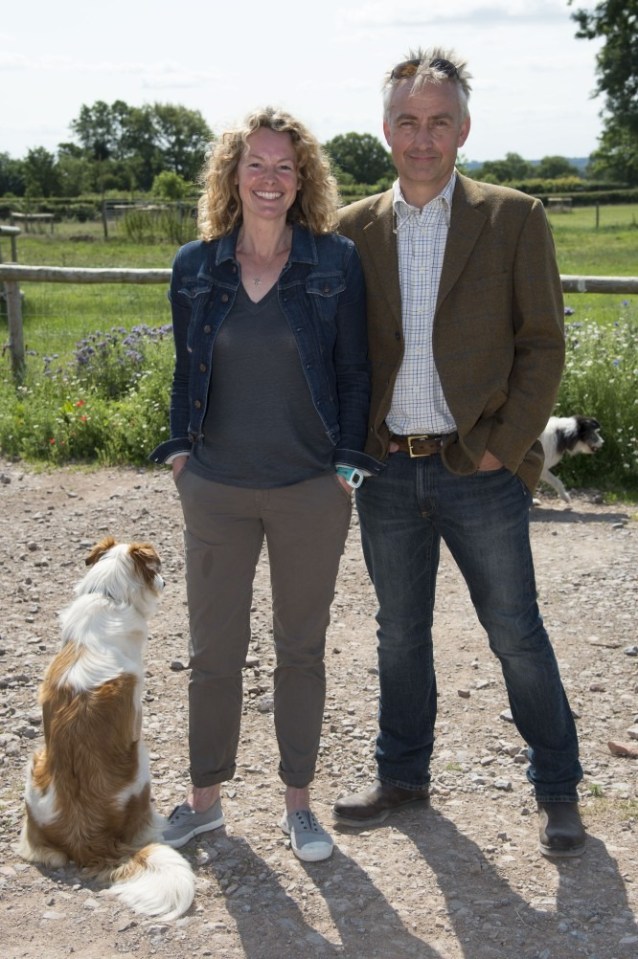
[214,223,318,268]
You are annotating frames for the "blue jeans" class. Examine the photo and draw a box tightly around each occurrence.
[356,453,582,802]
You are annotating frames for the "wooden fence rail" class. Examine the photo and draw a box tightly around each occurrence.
[2,264,638,383]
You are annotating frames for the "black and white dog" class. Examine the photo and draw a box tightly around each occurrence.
[538,416,604,503]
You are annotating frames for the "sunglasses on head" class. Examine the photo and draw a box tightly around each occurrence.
[390,57,459,81]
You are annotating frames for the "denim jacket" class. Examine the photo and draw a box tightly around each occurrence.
[149,224,382,475]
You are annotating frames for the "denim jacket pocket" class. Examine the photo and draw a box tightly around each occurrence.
[305,272,346,319]
[178,283,214,350]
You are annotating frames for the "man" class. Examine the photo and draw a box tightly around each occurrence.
[333,48,585,858]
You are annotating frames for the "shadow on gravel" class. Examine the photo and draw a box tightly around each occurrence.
[390,809,638,958]
[198,834,343,958]
[530,505,631,525]
[301,846,444,958]
[200,832,440,958]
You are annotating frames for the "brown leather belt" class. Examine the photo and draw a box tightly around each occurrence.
[390,433,450,457]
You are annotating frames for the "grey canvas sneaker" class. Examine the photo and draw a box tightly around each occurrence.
[163,800,225,848]
[280,809,334,862]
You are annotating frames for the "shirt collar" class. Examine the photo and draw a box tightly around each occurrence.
[392,172,457,231]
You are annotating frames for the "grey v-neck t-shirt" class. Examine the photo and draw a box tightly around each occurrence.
[189,284,334,488]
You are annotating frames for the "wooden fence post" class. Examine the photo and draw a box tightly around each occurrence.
[5,280,26,384]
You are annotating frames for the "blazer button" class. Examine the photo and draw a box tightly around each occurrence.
[221,293,229,303]
[395,331,401,341]
[204,325,212,334]
[194,399,202,409]
[199,363,207,373]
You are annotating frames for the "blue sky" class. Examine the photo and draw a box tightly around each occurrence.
[1,0,604,162]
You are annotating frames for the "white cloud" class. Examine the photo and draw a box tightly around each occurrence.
[341,0,568,28]
[0,0,602,161]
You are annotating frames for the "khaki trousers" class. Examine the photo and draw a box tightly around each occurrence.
[176,467,351,789]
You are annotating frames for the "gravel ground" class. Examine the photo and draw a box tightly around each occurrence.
[0,459,637,959]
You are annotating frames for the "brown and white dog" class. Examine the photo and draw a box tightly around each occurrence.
[18,537,195,920]
[538,415,604,504]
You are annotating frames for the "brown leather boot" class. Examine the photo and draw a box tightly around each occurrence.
[333,779,430,827]
[538,801,586,858]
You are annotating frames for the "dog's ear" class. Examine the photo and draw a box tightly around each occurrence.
[128,543,161,586]
[85,536,117,567]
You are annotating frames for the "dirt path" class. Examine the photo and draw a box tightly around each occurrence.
[0,460,636,959]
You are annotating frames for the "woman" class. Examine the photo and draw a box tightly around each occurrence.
[150,107,380,862]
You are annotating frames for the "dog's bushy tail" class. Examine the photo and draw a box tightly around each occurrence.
[103,843,194,920]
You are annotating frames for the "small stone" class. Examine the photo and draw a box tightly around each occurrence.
[499,709,514,723]
[457,689,471,699]
[608,740,638,759]
[170,660,187,671]
[494,778,513,791]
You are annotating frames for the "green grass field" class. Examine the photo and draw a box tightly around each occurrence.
[1,205,637,493]
[3,220,175,358]
[4,203,636,360]
[547,204,638,326]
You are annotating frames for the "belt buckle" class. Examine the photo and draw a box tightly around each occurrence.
[407,434,434,458]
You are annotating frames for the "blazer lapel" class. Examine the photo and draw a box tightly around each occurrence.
[437,175,487,309]
[360,192,402,330]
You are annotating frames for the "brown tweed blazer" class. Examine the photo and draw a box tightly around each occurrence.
[338,174,565,491]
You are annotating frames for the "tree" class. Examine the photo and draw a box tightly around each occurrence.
[68,100,213,191]
[23,147,60,197]
[570,0,638,183]
[571,0,638,133]
[535,156,581,179]
[588,120,638,183]
[70,100,134,162]
[474,152,533,183]
[324,133,394,185]
[150,104,211,182]
[0,152,25,196]
[152,170,192,200]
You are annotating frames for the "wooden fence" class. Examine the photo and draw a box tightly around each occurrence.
[1,263,638,383]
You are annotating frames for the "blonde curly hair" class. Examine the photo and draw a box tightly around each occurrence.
[198,107,339,240]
